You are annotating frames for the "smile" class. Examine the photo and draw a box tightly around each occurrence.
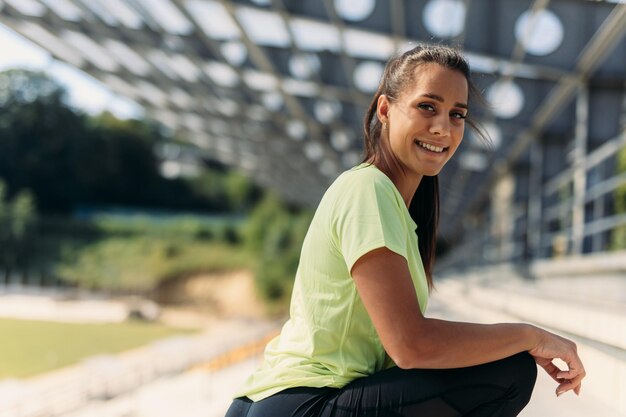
[415,140,447,153]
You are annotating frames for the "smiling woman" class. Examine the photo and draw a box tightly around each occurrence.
[372,65,467,195]
[225,44,586,417]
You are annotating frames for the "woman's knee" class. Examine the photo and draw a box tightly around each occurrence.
[512,352,537,385]
[503,351,538,403]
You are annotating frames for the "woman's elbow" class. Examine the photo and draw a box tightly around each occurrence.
[381,318,437,369]
[388,343,437,370]
[392,355,414,370]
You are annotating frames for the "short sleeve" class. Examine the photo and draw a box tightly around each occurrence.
[332,174,410,273]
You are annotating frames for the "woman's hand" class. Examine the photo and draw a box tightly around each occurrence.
[527,327,586,397]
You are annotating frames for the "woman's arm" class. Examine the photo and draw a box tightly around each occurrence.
[351,247,585,396]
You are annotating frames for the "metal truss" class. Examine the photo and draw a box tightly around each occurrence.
[1,0,625,253]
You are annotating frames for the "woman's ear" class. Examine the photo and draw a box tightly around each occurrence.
[376,95,391,124]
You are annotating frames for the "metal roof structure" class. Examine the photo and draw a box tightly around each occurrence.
[1,0,625,262]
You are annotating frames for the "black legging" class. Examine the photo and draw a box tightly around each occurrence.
[225,352,537,417]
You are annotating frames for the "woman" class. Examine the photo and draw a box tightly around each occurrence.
[225,44,585,417]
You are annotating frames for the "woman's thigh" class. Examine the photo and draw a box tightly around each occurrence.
[225,387,338,417]
[320,352,537,417]
[224,352,537,417]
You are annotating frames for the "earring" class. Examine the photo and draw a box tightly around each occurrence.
[383,122,387,130]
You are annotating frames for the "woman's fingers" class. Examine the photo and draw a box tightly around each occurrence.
[533,354,568,383]
[574,383,582,396]
[529,329,586,397]
[556,368,583,380]
[540,361,562,383]
[532,353,566,383]
[556,356,586,396]
[556,373,585,396]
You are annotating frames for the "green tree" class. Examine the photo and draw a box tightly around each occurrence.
[0,69,64,106]
[224,171,262,212]
[0,70,85,211]
[0,69,273,292]
[0,69,263,215]
[0,179,37,280]
[244,194,312,303]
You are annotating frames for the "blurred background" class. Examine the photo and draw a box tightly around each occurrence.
[0,0,624,416]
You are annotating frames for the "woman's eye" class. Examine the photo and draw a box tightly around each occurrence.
[451,111,467,120]
[417,103,435,112]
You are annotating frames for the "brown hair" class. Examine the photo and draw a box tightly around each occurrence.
[362,44,486,291]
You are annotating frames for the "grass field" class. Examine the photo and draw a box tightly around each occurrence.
[0,318,197,379]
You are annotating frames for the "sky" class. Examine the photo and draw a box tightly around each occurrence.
[0,22,143,119]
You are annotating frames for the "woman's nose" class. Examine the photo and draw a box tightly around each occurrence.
[429,115,450,136]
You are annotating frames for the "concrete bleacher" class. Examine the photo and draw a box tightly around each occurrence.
[0,285,161,323]
[434,254,626,416]
[1,252,624,416]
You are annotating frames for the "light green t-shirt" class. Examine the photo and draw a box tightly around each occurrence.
[236,163,429,401]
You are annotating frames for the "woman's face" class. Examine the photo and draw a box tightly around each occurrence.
[378,63,469,180]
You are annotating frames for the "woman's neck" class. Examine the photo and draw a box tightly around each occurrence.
[396,174,422,208]
[368,156,422,208]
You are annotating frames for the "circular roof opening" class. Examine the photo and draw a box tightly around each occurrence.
[469,122,502,150]
[216,98,239,117]
[458,152,488,172]
[305,141,325,161]
[289,53,321,80]
[334,0,376,22]
[261,91,283,111]
[330,129,353,151]
[220,41,247,66]
[486,80,525,119]
[286,120,307,141]
[354,61,384,93]
[205,62,239,87]
[515,9,564,56]
[314,99,342,123]
[482,122,502,149]
[423,0,466,38]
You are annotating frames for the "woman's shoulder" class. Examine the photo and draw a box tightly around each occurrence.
[332,163,394,192]
[323,163,402,214]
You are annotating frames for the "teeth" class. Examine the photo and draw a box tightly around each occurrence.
[417,141,444,153]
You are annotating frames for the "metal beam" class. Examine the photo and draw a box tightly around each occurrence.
[456,3,626,235]
[217,0,342,177]
[571,85,589,255]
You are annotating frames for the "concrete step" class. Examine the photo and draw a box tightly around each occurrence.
[463,280,626,352]
[431,278,626,416]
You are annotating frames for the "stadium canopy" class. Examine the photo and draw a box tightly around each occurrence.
[1,0,625,261]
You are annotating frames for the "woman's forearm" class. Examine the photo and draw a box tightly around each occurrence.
[395,319,541,370]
